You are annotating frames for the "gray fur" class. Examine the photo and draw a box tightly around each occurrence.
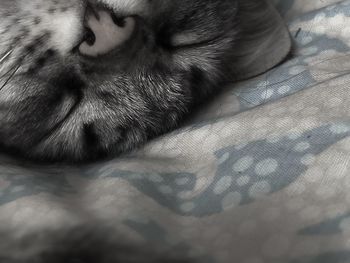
[0,0,291,163]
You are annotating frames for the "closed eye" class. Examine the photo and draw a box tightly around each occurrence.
[169,32,225,50]
[171,32,205,47]
[156,29,225,51]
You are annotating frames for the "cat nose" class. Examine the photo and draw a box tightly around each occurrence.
[79,7,136,57]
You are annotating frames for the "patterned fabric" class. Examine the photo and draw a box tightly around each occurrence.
[2,0,350,262]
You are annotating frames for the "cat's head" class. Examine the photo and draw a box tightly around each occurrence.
[0,0,239,162]
[0,0,291,162]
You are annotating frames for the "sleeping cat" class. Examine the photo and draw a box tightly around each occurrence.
[0,0,291,162]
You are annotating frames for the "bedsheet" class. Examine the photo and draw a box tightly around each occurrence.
[2,0,350,262]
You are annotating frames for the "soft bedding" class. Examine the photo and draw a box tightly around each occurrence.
[2,0,350,262]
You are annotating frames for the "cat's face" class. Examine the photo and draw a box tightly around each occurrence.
[0,0,238,162]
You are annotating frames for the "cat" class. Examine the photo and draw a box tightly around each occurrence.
[0,0,291,163]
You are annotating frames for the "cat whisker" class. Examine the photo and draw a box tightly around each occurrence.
[0,63,21,91]
[0,49,13,65]
[0,49,33,90]
[0,60,20,79]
